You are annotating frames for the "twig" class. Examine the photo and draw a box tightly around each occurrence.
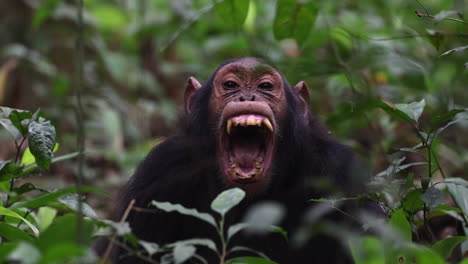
[110,236,159,264]
[101,199,136,264]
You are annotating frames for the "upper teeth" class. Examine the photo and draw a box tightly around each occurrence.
[227,115,274,134]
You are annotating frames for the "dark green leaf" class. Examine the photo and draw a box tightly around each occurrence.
[8,110,33,136]
[39,242,86,264]
[401,190,424,213]
[36,214,94,250]
[431,109,465,127]
[214,0,250,30]
[28,120,56,170]
[430,203,463,217]
[0,161,22,181]
[432,236,467,259]
[0,222,34,242]
[211,187,245,216]
[226,256,278,264]
[273,0,318,45]
[389,209,411,242]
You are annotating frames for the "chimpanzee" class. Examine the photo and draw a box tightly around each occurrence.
[97,57,371,263]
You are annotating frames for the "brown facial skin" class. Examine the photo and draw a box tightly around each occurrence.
[185,58,309,193]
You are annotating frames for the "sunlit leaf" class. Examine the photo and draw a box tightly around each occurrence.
[37,207,57,232]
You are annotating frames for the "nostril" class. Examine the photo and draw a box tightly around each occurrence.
[251,95,256,101]
[239,96,245,102]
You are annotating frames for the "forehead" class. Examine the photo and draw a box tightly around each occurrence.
[216,58,279,77]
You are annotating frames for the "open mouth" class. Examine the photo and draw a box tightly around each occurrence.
[219,102,276,185]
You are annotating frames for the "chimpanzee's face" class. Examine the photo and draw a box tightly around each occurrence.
[210,58,288,191]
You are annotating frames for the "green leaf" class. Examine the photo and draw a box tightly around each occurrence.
[36,214,94,250]
[226,256,279,264]
[395,99,425,123]
[10,187,80,210]
[430,203,463,218]
[31,0,60,29]
[0,222,34,242]
[0,161,22,181]
[57,194,98,218]
[372,99,415,124]
[431,109,465,127]
[401,189,424,213]
[421,187,444,209]
[173,244,196,264]
[39,242,86,264]
[0,207,39,236]
[389,209,411,242]
[273,0,318,45]
[28,120,56,170]
[37,207,57,232]
[214,0,250,30]
[432,236,467,259]
[348,236,385,264]
[211,188,245,216]
[9,110,33,136]
[152,201,216,227]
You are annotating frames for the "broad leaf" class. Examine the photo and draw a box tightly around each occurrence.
[421,187,444,209]
[395,99,425,123]
[401,190,424,213]
[152,201,216,227]
[0,206,39,236]
[8,242,41,264]
[432,236,467,259]
[214,0,250,30]
[389,209,411,242]
[0,161,22,181]
[173,244,196,264]
[0,222,34,242]
[211,188,245,216]
[273,0,318,45]
[28,120,56,170]
[37,206,57,232]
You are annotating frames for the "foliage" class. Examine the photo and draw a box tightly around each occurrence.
[0,0,467,263]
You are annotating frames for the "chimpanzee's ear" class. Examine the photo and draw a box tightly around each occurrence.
[184,77,202,113]
[293,81,310,118]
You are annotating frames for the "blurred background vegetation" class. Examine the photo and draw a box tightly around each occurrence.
[0,0,466,218]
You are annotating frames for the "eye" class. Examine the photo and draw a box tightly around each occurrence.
[258,82,273,90]
[223,81,239,90]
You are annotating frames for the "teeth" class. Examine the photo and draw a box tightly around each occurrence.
[247,116,256,126]
[263,119,274,132]
[227,120,232,135]
[226,116,274,132]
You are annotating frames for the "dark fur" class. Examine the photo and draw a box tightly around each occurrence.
[96,58,369,263]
